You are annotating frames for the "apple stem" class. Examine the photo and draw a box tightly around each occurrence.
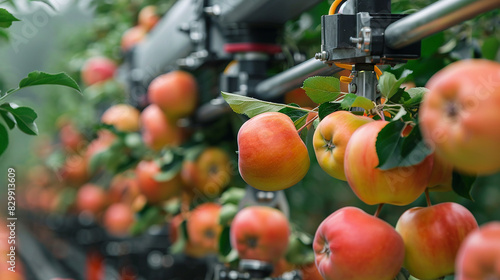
[377,110,386,121]
[297,114,319,134]
[374,203,384,217]
[425,188,432,207]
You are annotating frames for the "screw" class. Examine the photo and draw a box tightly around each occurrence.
[314,51,329,61]
[349,83,357,93]
[350,37,362,44]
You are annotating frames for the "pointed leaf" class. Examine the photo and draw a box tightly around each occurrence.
[14,71,81,93]
[392,106,407,121]
[376,121,406,169]
[403,87,428,108]
[318,102,341,120]
[155,150,184,182]
[452,171,476,201]
[221,92,309,118]
[218,226,232,256]
[279,104,309,130]
[339,93,374,110]
[0,9,20,28]
[0,110,16,129]
[302,76,342,104]
[400,123,432,163]
[378,70,412,99]
[0,104,38,135]
[0,123,8,156]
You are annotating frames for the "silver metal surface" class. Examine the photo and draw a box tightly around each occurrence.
[255,58,343,99]
[385,0,500,49]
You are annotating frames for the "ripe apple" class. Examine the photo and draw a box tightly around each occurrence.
[300,263,324,280]
[237,112,310,191]
[140,104,182,151]
[81,56,117,86]
[103,203,136,237]
[121,26,147,52]
[147,70,198,120]
[455,222,500,280]
[314,207,404,280]
[59,153,90,186]
[427,153,453,192]
[76,183,108,215]
[58,120,86,153]
[396,202,478,280]
[135,159,182,204]
[108,171,141,205]
[138,5,160,31]
[101,104,141,132]
[313,111,373,181]
[168,213,184,244]
[230,206,290,263]
[185,203,222,257]
[344,120,433,205]
[419,59,500,175]
[181,147,233,197]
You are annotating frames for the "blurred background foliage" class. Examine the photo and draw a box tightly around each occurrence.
[0,0,499,236]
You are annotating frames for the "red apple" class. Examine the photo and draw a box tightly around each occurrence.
[181,147,233,197]
[59,153,90,186]
[427,153,453,192]
[101,104,141,132]
[284,88,317,108]
[455,222,500,280]
[147,71,198,120]
[314,207,404,280]
[313,111,373,181]
[230,206,290,263]
[419,59,500,175]
[185,203,222,257]
[103,203,135,237]
[108,171,141,205]
[76,183,108,215]
[396,202,478,280]
[140,104,182,151]
[237,112,310,191]
[135,159,182,204]
[81,56,117,86]
[344,121,433,205]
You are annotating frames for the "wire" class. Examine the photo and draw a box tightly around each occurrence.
[328,0,344,15]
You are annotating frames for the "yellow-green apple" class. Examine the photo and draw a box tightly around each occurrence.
[103,202,136,237]
[314,207,404,280]
[81,56,117,86]
[185,203,222,258]
[313,111,373,181]
[344,120,433,205]
[135,159,182,204]
[419,59,500,175]
[427,154,453,192]
[147,70,198,120]
[237,112,310,191]
[181,147,233,197]
[395,202,478,280]
[140,104,182,151]
[138,5,160,31]
[76,183,108,215]
[101,104,141,132]
[230,206,290,263]
[455,222,500,280]
[121,25,147,52]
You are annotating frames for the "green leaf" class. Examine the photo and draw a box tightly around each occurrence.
[0,9,20,28]
[376,121,406,168]
[392,106,407,121]
[376,122,432,170]
[170,219,188,254]
[0,110,15,129]
[452,171,476,201]
[155,150,184,182]
[285,231,315,265]
[220,187,246,205]
[218,226,232,256]
[16,71,81,93]
[221,92,310,118]
[0,103,38,135]
[219,204,238,226]
[403,87,428,108]
[378,70,412,99]
[0,123,8,156]
[481,37,500,60]
[279,104,309,130]
[318,102,341,120]
[421,32,445,58]
[338,93,374,111]
[130,206,163,236]
[302,76,342,104]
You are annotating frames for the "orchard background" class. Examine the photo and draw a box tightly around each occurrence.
[0,0,499,279]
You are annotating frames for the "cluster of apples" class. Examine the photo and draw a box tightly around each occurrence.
[236,59,500,280]
[120,5,160,52]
